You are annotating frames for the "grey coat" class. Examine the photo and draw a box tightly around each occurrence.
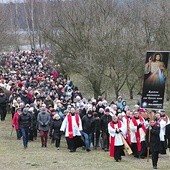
[37,111,51,131]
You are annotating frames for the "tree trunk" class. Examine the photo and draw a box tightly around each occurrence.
[31,0,35,49]
[114,86,119,99]
[91,80,102,99]
[129,89,133,99]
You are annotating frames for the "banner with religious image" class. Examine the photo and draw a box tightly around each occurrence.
[141,51,169,109]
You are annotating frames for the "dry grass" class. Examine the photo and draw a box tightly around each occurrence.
[0,114,170,170]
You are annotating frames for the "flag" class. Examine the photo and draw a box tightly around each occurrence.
[141,51,169,109]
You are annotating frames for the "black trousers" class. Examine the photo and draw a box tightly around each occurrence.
[16,129,22,140]
[114,145,124,161]
[11,107,16,119]
[160,140,167,154]
[66,136,84,151]
[55,138,61,148]
[167,138,170,148]
[131,141,147,158]
[92,131,100,148]
[152,151,159,167]
[102,132,110,150]
[29,129,34,141]
[0,107,7,121]
[29,127,37,141]
[66,137,76,151]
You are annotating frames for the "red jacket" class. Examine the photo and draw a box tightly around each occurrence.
[11,112,20,130]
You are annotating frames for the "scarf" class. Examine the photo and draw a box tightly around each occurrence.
[132,116,146,151]
[67,113,80,138]
[109,120,121,157]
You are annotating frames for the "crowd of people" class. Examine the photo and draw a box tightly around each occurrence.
[0,49,170,169]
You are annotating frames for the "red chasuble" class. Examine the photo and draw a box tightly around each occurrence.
[67,113,80,138]
[132,116,146,151]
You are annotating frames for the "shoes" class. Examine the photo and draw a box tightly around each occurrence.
[86,149,91,152]
[115,157,121,162]
[41,144,47,147]
[70,149,76,152]
[134,155,139,158]
[56,147,60,150]
[153,166,157,169]
[139,156,145,159]
[104,149,109,152]
[115,159,120,162]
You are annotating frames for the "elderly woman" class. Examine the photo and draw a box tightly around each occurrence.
[50,114,62,150]
[37,107,51,147]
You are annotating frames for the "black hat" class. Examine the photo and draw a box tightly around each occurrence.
[87,110,93,115]
[105,108,110,112]
[158,109,165,113]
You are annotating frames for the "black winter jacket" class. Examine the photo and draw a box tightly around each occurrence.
[93,117,101,132]
[18,113,31,128]
[100,114,112,133]
[0,94,8,108]
[146,125,162,152]
[50,119,62,140]
[82,115,95,134]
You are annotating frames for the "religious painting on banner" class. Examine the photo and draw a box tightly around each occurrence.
[141,51,169,109]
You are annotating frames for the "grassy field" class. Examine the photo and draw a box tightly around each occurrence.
[0,114,170,170]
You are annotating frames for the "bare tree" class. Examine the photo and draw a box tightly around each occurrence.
[0,2,18,51]
[41,0,119,98]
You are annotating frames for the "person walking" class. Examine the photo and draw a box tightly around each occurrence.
[11,107,22,140]
[100,108,112,151]
[108,115,125,162]
[0,89,8,121]
[155,112,167,154]
[60,107,84,152]
[37,107,51,147]
[82,110,95,152]
[18,108,32,149]
[130,111,147,158]
[50,114,62,150]
[92,112,101,149]
[146,119,162,169]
